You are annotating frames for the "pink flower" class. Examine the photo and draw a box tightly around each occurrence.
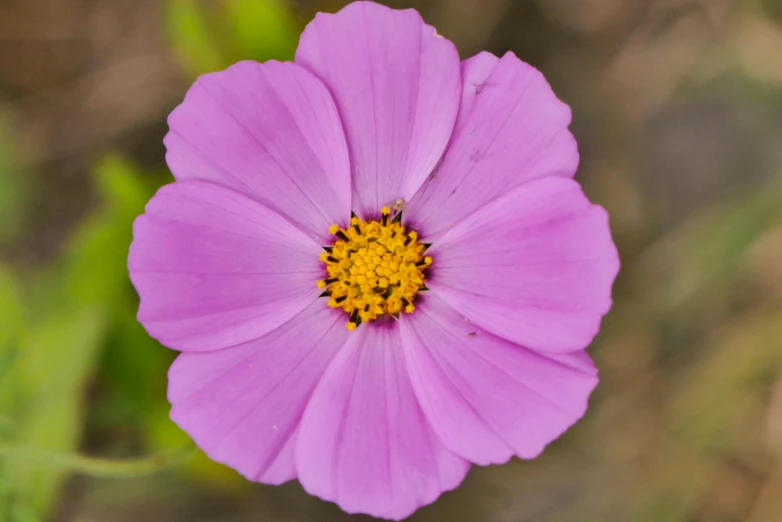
[128,1,619,519]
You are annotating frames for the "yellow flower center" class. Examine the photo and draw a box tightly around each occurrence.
[317,206,432,330]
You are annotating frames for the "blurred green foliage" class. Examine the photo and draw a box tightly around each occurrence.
[0,152,239,520]
[0,1,302,517]
[166,0,298,78]
[0,119,27,247]
[1,0,782,521]
[165,0,225,77]
[0,155,160,521]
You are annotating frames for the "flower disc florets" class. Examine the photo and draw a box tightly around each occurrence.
[317,206,432,330]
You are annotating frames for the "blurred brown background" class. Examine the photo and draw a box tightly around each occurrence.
[2,0,782,521]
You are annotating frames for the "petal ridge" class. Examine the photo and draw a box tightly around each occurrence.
[296,1,461,216]
[130,180,324,352]
[406,51,579,240]
[165,60,352,243]
[296,322,469,520]
[401,295,598,464]
[168,301,349,484]
[426,176,619,353]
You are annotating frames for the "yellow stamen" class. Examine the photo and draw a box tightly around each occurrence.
[318,210,430,330]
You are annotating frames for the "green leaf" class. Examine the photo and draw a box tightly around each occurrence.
[225,0,297,62]
[80,155,171,430]
[61,154,159,309]
[92,153,155,218]
[165,0,225,77]
[1,306,108,520]
[0,153,163,519]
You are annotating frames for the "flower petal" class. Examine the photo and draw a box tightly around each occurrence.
[427,176,619,353]
[296,1,461,216]
[400,294,598,464]
[168,301,348,484]
[296,321,469,520]
[456,51,500,125]
[406,51,579,240]
[164,60,351,243]
[129,181,323,352]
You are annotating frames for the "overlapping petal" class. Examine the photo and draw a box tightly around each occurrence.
[168,301,348,484]
[400,294,599,464]
[296,1,461,217]
[426,176,619,353]
[406,51,579,240]
[165,60,351,243]
[455,51,500,124]
[129,181,323,352]
[296,321,469,520]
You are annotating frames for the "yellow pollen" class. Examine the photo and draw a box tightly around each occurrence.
[317,210,431,330]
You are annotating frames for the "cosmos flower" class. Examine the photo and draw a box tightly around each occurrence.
[128,1,619,519]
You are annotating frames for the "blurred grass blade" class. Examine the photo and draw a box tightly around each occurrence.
[639,180,782,316]
[672,309,782,450]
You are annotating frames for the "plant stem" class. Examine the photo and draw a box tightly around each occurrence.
[0,442,196,478]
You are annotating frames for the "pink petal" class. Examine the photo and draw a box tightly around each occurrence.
[427,176,619,353]
[406,51,579,240]
[129,181,323,352]
[400,294,598,464]
[296,322,469,520]
[164,60,351,243]
[168,301,348,484]
[456,51,500,125]
[296,1,461,216]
